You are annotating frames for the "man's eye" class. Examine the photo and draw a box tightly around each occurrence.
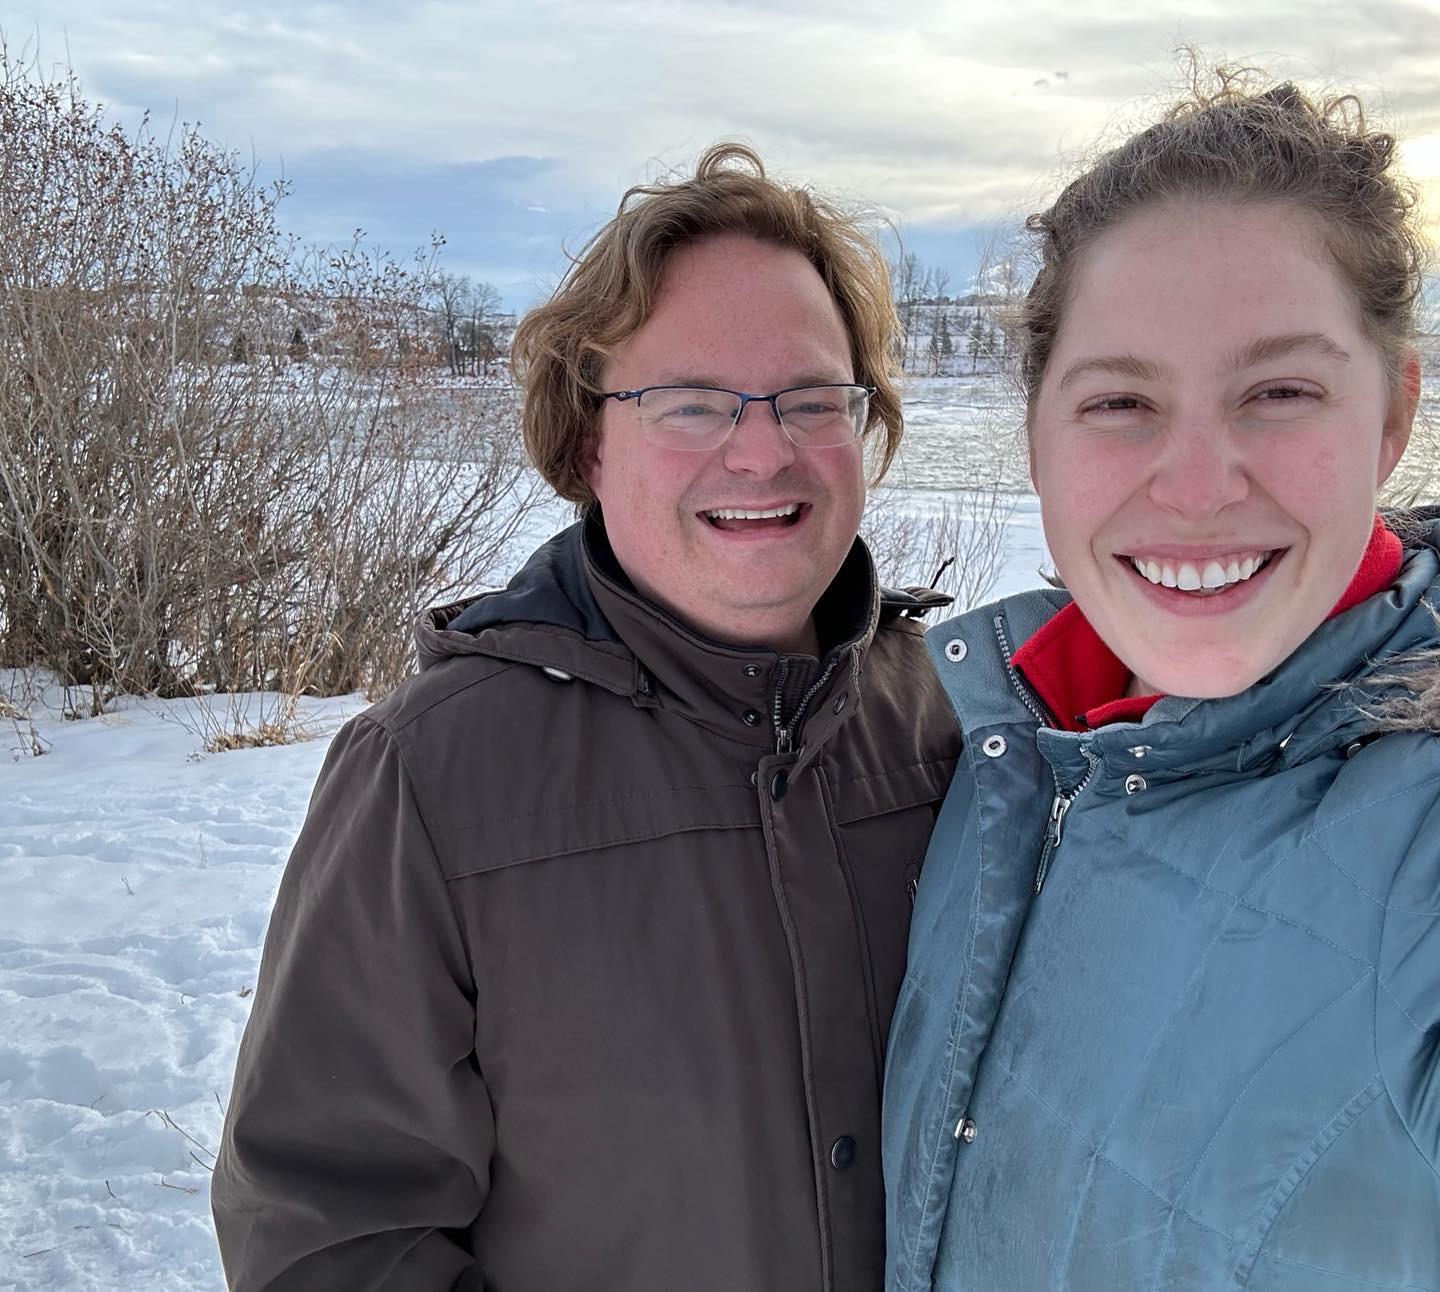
[652,396,730,419]
[1254,385,1308,401]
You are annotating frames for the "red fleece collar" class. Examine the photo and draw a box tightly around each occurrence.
[1012,514,1403,732]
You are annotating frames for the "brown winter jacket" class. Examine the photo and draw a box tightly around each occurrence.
[212,517,961,1292]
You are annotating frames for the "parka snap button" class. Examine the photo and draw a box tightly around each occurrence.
[749,771,759,788]
[742,709,762,727]
[541,666,573,682]
[1128,745,1152,760]
[1125,774,1148,794]
[830,1136,856,1170]
[770,770,789,801]
[1344,740,1365,758]
[944,638,967,663]
[954,1117,978,1144]
[832,692,848,715]
[982,735,1007,758]
[743,664,763,678]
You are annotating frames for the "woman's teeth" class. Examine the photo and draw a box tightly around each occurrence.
[1128,552,1273,592]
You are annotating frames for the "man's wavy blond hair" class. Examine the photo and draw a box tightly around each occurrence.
[511,143,903,507]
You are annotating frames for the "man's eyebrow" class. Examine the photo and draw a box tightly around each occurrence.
[1227,332,1352,369]
[646,374,852,392]
[1057,354,1168,390]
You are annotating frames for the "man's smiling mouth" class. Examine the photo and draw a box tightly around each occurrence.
[703,503,805,530]
[1121,549,1284,595]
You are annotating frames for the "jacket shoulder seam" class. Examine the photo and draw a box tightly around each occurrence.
[442,817,759,881]
[355,714,480,975]
[368,659,525,734]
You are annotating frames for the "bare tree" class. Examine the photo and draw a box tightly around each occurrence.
[0,51,538,729]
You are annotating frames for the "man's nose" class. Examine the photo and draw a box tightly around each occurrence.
[721,397,797,475]
[1146,416,1250,518]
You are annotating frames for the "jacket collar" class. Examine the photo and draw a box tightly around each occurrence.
[419,514,892,754]
[1012,514,1404,733]
[582,514,881,751]
[929,515,1440,781]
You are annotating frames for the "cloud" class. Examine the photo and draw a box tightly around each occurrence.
[6,0,1438,293]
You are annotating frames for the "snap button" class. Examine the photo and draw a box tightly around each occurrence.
[954,1117,978,1144]
[742,709,762,727]
[1344,740,1365,758]
[770,770,789,801]
[832,692,848,715]
[829,1135,856,1170]
[749,770,759,787]
[541,666,573,682]
[981,735,1007,758]
[944,638,968,663]
[1124,774,1148,794]
[743,664,763,678]
[1128,745,1152,760]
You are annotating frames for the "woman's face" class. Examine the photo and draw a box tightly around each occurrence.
[1029,200,1417,699]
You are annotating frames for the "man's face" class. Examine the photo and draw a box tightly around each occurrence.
[588,234,866,653]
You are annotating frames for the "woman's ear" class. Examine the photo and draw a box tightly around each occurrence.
[1378,347,1421,487]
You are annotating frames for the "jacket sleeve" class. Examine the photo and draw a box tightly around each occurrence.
[1376,782,1440,1175]
[212,714,491,1291]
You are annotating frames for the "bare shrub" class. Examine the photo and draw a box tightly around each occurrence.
[0,51,537,717]
[865,485,1017,613]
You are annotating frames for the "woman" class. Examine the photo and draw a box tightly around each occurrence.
[884,72,1439,1291]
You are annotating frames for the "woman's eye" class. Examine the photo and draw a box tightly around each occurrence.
[1253,384,1311,402]
[1081,395,1144,414]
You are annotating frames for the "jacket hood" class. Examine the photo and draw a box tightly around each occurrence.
[929,509,1440,784]
[1136,510,1440,767]
[417,515,950,692]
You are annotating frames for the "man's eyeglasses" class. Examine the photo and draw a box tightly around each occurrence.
[600,384,873,452]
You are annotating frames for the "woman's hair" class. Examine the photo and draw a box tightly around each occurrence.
[511,142,903,507]
[1018,63,1428,410]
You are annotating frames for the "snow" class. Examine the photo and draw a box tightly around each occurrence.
[0,427,1051,1288]
[0,691,361,1291]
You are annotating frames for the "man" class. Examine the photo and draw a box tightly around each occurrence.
[212,144,961,1292]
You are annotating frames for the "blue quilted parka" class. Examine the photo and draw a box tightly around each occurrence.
[883,523,1440,1291]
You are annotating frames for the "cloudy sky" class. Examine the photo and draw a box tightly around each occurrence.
[7,0,1439,310]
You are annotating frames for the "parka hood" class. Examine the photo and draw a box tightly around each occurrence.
[928,509,1440,787]
[418,514,950,688]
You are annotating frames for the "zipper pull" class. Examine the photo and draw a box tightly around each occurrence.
[1033,792,1072,894]
[1048,792,1072,847]
[776,726,793,756]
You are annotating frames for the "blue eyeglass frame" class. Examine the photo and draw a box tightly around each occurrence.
[598,383,875,440]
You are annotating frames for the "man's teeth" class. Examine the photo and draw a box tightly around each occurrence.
[706,505,800,521]
[1129,552,1272,591]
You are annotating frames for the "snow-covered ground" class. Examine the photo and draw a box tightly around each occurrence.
[0,690,363,1291]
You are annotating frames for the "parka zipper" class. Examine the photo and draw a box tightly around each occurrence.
[993,615,1053,729]
[992,614,1097,896]
[1033,751,1099,894]
[772,653,843,756]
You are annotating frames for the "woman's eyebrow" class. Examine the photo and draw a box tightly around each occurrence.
[1228,332,1352,370]
[1057,354,1167,390]
[1057,333,1352,392]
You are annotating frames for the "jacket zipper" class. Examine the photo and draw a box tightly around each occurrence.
[1033,751,1099,894]
[772,653,843,756]
[993,615,1053,728]
[992,614,1096,895]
